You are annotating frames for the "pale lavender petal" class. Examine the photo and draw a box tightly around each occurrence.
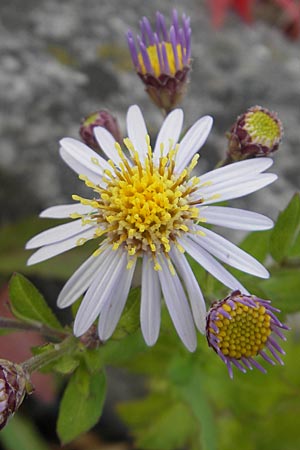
[153,109,183,162]
[200,174,277,205]
[26,219,92,249]
[126,105,148,162]
[170,247,206,334]
[199,158,274,186]
[39,203,94,219]
[200,206,274,230]
[192,225,269,278]
[98,258,137,340]
[140,254,161,346]
[57,246,111,308]
[27,227,96,266]
[175,116,213,173]
[94,127,130,167]
[73,250,127,336]
[158,256,197,351]
[179,236,247,293]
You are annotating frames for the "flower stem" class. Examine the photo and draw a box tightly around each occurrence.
[21,336,77,374]
[0,316,70,339]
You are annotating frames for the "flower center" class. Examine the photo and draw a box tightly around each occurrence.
[73,138,200,270]
[138,43,183,77]
[210,301,272,359]
[244,110,281,146]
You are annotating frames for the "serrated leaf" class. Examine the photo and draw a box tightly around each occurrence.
[259,268,300,314]
[9,273,62,330]
[57,365,106,444]
[270,193,300,263]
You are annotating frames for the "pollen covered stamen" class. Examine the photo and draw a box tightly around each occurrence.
[138,42,184,77]
[75,139,202,264]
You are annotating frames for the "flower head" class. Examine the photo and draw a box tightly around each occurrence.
[26,105,277,351]
[79,110,122,152]
[0,360,32,430]
[227,105,283,161]
[206,291,288,378]
[127,10,191,112]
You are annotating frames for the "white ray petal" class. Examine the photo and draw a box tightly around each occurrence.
[200,174,277,205]
[59,147,103,185]
[191,226,269,278]
[98,258,137,341]
[153,109,183,163]
[158,256,197,352]
[175,115,213,173]
[60,137,111,172]
[140,254,161,346]
[26,219,93,249]
[199,157,274,186]
[94,127,130,167]
[201,206,274,230]
[57,246,111,308]
[179,236,247,293]
[170,247,206,334]
[73,250,127,336]
[126,105,148,162]
[27,227,96,266]
[39,203,94,218]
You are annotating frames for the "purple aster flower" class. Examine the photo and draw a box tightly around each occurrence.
[206,291,288,378]
[127,10,192,112]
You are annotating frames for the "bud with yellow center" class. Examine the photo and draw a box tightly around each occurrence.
[206,291,288,378]
[0,360,33,430]
[226,106,283,162]
[127,10,191,113]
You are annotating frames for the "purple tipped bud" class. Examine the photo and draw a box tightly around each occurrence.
[127,10,192,113]
[226,106,283,162]
[0,360,33,430]
[79,110,122,152]
[206,291,288,378]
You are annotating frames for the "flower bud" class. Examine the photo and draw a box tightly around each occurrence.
[0,359,33,430]
[127,10,191,113]
[206,291,288,378]
[226,106,283,161]
[79,110,122,152]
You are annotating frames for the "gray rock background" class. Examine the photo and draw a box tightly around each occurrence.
[1,0,299,228]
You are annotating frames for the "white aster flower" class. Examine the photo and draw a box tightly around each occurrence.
[26,105,277,351]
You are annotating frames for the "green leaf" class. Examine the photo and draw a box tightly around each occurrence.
[168,356,217,450]
[112,287,141,339]
[239,229,272,263]
[259,268,300,314]
[8,273,63,330]
[270,193,300,263]
[118,394,196,450]
[0,414,49,450]
[57,365,106,444]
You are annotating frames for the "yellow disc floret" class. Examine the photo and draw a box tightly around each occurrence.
[138,43,183,77]
[210,301,272,359]
[244,110,281,147]
[73,137,201,269]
